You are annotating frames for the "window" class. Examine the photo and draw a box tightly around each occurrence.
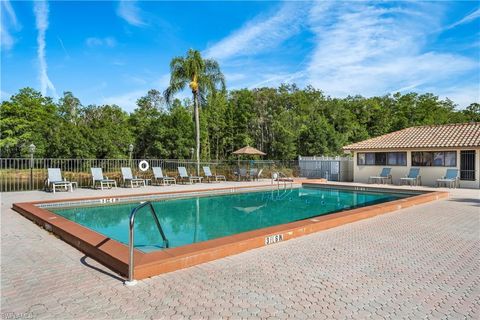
[432,152,444,166]
[357,152,406,166]
[445,152,457,167]
[375,153,386,165]
[365,153,375,165]
[387,152,407,166]
[387,153,397,165]
[412,152,433,166]
[411,151,457,167]
[460,150,475,181]
[357,153,366,165]
[411,152,422,166]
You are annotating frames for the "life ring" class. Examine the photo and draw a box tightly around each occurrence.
[138,160,149,172]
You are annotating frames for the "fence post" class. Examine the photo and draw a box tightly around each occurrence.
[128,144,134,168]
[28,144,36,190]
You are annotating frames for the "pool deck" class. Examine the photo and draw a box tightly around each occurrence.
[1,181,479,319]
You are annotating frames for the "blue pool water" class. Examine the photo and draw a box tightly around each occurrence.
[51,187,411,252]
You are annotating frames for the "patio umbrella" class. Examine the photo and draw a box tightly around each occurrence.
[232,146,266,180]
[232,146,266,156]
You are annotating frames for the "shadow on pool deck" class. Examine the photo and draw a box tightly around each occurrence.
[80,255,124,283]
[447,197,480,207]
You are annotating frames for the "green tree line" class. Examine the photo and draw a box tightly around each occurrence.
[1,86,478,159]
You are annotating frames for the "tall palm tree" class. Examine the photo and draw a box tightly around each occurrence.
[164,49,225,174]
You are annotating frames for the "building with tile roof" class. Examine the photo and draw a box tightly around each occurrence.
[343,122,480,188]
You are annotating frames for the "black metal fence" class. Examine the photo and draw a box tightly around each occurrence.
[0,158,299,192]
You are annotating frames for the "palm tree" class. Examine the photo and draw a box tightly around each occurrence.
[164,49,225,174]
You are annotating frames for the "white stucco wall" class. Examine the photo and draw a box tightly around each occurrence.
[352,149,480,189]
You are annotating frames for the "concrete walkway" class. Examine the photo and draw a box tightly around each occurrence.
[1,182,479,319]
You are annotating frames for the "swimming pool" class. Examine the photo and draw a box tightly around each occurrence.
[13,183,447,279]
[51,187,410,252]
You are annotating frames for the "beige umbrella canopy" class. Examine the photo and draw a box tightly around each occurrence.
[232,146,266,156]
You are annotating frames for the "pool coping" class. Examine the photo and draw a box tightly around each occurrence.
[12,182,449,280]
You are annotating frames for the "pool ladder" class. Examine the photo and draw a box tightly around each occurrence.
[125,201,169,286]
[272,172,294,191]
[266,172,294,201]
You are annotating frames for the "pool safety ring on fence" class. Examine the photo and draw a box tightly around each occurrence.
[139,160,150,172]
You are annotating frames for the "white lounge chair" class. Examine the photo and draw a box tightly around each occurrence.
[121,167,145,188]
[46,168,75,194]
[400,168,421,186]
[368,168,392,184]
[436,169,459,188]
[152,167,176,185]
[91,168,117,189]
[203,166,226,182]
[178,166,202,184]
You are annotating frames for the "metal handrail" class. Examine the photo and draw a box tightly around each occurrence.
[272,172,294,190]
[125,201,169,286]
[267,172,294,201]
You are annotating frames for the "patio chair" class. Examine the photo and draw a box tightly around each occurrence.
[238,167,248,181]
[121,167,146,188]
[250,168,264,181]
[46,168,76,194]
[436,168,459,188]
[203,166,226,183]
[400,168,421,186]
[152,167,176,186]
[368,168,392,184]
[178,166,202,184]
[91,167,117,190]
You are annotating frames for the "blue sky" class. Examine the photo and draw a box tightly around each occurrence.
[1,0,479,111]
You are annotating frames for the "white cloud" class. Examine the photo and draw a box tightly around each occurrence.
[128,76,147,85]
[224,72,247,83]
[2,0,17,26]
[34,0,57,98]
[156,73,171,89]
[1,0,20,50]
[102,73,172,111]
[117,0,146,27]
[112,59,126,66]
[248,71,304,89]
[446,8,480,30]
[203,1,308,60]
[305,2,478,104]
[86,37,117,48]
[1,90,12,101]
[437,84,480,108]
[206,1,478,108]
[102,89,146,111]
[57,36,70,59]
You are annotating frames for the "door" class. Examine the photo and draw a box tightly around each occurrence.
[460,150,476,183]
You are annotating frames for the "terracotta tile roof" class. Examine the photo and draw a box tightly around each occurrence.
[343,122,480,150]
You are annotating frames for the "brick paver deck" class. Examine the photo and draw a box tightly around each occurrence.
[1,183,479,319]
